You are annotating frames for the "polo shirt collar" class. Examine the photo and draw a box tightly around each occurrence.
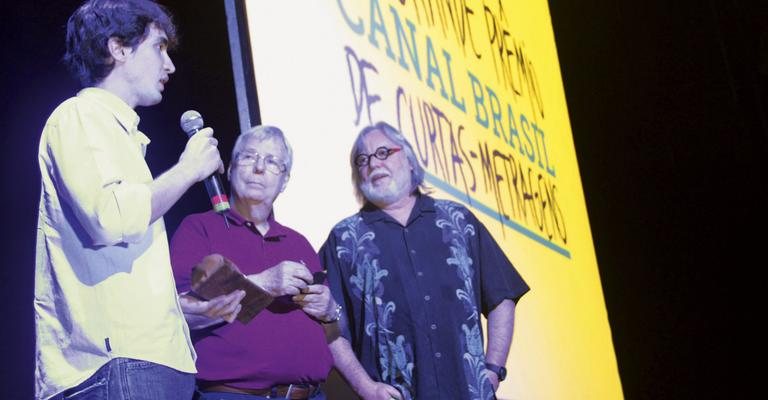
[224,208,288,240]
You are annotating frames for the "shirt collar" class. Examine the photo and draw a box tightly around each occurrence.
[224,208,288,240]
[77,87,150,147]
[360,191,435,224]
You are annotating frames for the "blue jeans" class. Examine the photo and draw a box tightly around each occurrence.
[194,388,326,400]
[55,358,195,400]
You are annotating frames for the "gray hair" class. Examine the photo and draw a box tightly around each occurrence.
[350,122,426,204]
[231,125,293,174]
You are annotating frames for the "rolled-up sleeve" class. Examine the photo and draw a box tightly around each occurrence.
[104,182,151,243]
[41,100,152,246]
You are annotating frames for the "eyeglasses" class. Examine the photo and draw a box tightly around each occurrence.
[354,146,402,167]
[234,152,287,174]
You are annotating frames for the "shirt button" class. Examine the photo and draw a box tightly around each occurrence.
[430,324,437,330]
[424,295,431,301]
[435,352,442,358]
[410,249,416,254]
[417,271,423,277]
[404,228,409,233]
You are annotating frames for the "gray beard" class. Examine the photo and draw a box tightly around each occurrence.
[361,183,397,205]
[360,180,409,207]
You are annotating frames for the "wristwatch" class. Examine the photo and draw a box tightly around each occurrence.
[485,363,507,381]
[321,303,343,324]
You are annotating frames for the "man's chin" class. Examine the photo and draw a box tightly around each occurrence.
[138,92,163,107]
[362,188,398,206]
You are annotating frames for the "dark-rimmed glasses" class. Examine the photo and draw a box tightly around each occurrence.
[234,152,286,174]
[354,146,402,167]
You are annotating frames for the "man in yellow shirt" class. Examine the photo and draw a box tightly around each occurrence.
[34,1,230,399]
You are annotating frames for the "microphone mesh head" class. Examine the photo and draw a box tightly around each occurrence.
[180,110,204,135]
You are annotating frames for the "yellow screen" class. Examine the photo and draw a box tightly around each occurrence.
[241,1,623,398]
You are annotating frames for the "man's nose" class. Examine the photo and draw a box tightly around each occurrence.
[164,53,176,74]
[368,154,385,168]
[252,157,267,173]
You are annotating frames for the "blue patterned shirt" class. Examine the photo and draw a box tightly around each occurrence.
[320,194,529,399]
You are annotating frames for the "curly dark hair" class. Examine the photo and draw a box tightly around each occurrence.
[63,0,178,86]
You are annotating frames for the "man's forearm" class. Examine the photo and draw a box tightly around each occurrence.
[148,162,196,223]
[329,337,375,395]
[485,299,516,366]
[323,320,342,343]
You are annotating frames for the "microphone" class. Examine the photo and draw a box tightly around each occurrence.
[180,110,230,214]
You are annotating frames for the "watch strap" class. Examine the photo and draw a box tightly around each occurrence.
[485,363,507,381]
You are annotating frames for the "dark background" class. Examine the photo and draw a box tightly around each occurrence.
[1,1,765,398]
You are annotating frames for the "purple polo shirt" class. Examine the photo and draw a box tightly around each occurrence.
[170,209,332,389]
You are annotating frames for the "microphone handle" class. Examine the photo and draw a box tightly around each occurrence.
[204,174,230,213]
[187,127,230,213]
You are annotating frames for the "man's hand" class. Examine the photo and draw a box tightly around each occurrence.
[247,261,313,296]
[178,290,244,328]
[359,381,403,400]
[178,127,224,182]
[147,127,224,223]
[292,284,336,321]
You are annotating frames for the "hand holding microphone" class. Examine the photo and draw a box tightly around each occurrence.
[179,110,229,213]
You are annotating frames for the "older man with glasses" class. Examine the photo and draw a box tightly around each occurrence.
[170,126,340,400]
[320,122,529,400]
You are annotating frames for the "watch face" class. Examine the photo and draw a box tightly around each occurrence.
[498,366,507,380]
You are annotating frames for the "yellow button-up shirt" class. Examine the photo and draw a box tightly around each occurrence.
[35,88,196,400]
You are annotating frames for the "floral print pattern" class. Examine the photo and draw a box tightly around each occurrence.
[335,215,415,399]
[436,200,494,400]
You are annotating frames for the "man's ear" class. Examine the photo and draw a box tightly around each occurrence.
[107,37,129,63]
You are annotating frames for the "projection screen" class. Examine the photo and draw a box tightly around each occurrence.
[225,1,623,398]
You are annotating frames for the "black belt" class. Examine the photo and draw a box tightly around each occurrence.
[202,383,319,399]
